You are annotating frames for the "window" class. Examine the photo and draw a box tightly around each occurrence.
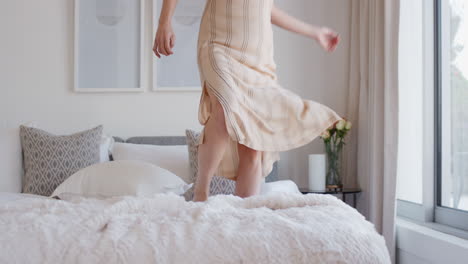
[397,0,424,205]
[396,0,427,221]
[397,0,468,234]
[434,0,468,230]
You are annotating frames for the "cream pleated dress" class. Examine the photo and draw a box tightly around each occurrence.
[196,0,342,180]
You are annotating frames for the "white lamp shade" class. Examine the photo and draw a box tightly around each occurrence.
[308,154,326,191]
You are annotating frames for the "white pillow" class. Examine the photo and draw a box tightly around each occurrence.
[51,160,192,198]
[111,142,192,183]
[99,134,114,162]
[260,180,301,195]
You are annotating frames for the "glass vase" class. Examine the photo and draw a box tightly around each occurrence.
[325,139,343,190]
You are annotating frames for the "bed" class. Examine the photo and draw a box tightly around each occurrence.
[0,136,390,264]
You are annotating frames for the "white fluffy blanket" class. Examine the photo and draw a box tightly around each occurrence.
[0,193,390,264]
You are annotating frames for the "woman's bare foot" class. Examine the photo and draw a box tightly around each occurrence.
[193,191,208,202]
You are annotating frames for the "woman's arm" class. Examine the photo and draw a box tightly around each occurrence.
[271,5,339,52]
[153,0,178,58]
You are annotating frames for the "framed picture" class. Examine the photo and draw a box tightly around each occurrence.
[152,0,205,92]
[74,0,145,92]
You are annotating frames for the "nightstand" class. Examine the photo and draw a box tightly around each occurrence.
[299,188,362,208]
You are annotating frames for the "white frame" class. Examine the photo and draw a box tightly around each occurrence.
[397,0,435,222]
[439,0,453,209]
[433,0,468,232]
[74,0,146,93]
[398,0,468,238]
[152,0,202,92]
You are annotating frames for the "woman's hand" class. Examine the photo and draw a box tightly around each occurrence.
[316,27,339,52]
[270,5,339,53]
[153,22,176,58]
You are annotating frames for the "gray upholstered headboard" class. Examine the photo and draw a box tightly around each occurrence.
[113,136,278,182]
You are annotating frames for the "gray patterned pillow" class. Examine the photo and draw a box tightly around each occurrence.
[20,125,103,196]
[185,129,236,200]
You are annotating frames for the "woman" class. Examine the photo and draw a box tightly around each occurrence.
[154,0,342,202]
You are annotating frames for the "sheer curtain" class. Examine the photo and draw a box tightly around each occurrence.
[342,0,400,262]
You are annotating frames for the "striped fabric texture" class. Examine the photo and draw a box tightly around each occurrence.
[196,0,342,180]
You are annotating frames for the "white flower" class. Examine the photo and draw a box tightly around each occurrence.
[345,121,352,130]
[336,120,346,130]
[321,130,330,140]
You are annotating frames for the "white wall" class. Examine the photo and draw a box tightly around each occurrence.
[0,0,350,192]
[396,219,468,264]
[275,0,350,186]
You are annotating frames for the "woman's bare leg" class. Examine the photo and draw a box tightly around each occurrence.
[235,144,263,198]
[193,92,230,202]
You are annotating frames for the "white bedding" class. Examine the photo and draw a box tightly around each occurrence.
[0,193,390,264]
[0,192,49,203]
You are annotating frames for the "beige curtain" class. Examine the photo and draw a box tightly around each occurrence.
[343,0,400,262]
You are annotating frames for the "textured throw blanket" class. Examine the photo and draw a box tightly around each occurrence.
[0,193,390,264]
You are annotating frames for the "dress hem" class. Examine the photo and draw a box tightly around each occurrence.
[198,80,343,153]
